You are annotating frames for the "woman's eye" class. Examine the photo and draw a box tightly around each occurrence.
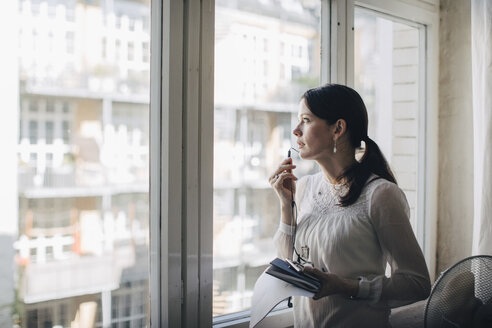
[302,118,310,123]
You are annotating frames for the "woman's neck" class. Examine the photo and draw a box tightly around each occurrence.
[317,152,357,184]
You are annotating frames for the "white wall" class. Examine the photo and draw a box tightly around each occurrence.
[437,0,474,274]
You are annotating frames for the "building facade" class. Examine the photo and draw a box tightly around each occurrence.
[15,0,150,327]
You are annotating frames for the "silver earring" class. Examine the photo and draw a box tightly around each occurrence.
[333,139,337,153]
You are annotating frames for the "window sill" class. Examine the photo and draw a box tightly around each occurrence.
[213,303,293,328]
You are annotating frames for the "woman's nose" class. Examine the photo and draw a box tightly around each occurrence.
[293,124,302,136]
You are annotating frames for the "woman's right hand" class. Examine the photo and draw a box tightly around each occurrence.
[269,157,297,207]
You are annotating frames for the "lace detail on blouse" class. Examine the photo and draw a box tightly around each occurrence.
[310,175,367,217]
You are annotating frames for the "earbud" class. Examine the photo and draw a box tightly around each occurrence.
[288,147,299,158]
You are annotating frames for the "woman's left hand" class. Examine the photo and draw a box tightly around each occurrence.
[303,267,359,300]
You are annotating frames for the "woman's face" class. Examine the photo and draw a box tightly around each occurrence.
[293,98,335,161]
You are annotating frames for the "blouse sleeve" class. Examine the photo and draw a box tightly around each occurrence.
[362,181,431,307]
[273,175,309,260]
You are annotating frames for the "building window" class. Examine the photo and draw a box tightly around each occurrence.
[62,101,70,113]
[46,100,54,112]
[142,42,149,62]
[31,2,40,15]
[102,37,107,59]
[62,120,70,144]
[115,14,122,29]
[66,31,74,54]
[116,39,121,61]
[66,7,75,22]
[142,16,150,31]
[29,100,38,112]
[45,121,54,144]
[48,3,56,18]
[128,42,134,61]
[29,120,38,144]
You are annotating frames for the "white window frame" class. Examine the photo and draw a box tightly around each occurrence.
[149,0,215,326]
[150,0,438,327]
[349,0,439,282]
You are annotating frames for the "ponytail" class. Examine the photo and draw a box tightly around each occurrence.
[338,136,396,207]
[361,137,396,183]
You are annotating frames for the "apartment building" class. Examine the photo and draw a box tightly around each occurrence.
[15,0,150,327]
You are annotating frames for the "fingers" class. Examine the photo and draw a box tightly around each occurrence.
[269,163,296,181]
[302,267,325,300]
[269,171,297,186]
[281,157,293,165]
[302,266,322,278]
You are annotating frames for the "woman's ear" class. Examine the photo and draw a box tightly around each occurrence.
[334,119,347,137]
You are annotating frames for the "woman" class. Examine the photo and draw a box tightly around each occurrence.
[269,84,430,327]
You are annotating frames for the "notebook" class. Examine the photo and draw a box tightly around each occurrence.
[265,258,321,293]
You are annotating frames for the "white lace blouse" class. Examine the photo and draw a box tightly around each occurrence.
[273,172,430,328]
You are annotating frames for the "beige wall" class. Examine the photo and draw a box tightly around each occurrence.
[437,0,474,274]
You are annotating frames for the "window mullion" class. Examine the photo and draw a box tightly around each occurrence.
[151,0,185,327]
[345,0,355,87]
[183,0,202,326]
[321,0,331,84]
[149,0,163,326]
[198,0,215,326]
[331,0,348,84]
[182,0,214,326]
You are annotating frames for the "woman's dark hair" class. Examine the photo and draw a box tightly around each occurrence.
[302,83,396,206]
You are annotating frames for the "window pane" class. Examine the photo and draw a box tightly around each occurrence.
[5,0,151,327]
[214,0,321,316]
[354,8,423,234]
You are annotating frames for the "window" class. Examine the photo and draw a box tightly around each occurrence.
[66,7,75,22]
[213,0,321,318]
[354,8,425,237]
[3,1,151,327]
[66,31,74,54]
[46,100,54,112]
[62,101,70,113]
[31,1,40,15]
[209,0,437,326]
[115,39,121,61]
[2,0,438,327]
[102,37,107,59]
[29,100,38,112]
[62,120,70,144]
[128,41,134,61]
[29,120,38,144]
[115,14,122,29]
[48,3,56,18]
[142,42,149,62]
[45,121,54,144]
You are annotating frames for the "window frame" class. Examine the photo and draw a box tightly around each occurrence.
[149,0,215,326]
[353,0,439,282]
[150,0,439,327]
